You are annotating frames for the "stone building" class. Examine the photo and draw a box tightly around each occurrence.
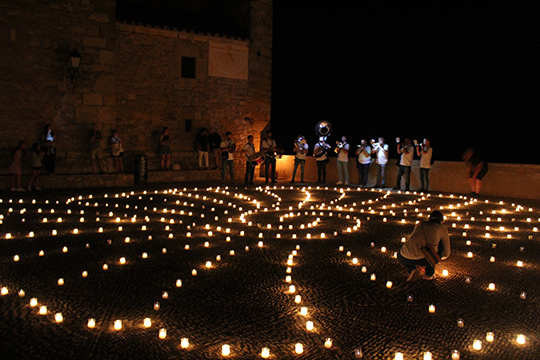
[0,0,272,174]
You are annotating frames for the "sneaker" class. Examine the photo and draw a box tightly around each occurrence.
[336,181,343,185]
[407,269,420,282]
[290,180,295,183]
[423,274,436,280]
[344,181,349,185]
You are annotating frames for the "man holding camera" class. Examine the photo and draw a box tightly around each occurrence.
[336,135,350,185]
[291,135,308,183]
[371,137,389,188]
[394,137,414,191]
[416,138,433,192]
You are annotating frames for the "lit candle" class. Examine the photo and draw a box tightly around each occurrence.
[222,344,231,356]
[516,334,526,345]
[428,305,436,313]
[39,306,47,315]
[457,318,464,328]
[473,339,482,350]
[520,292,527,299]
[386,281,393,289]
[143,318,152,328]
[423,352,432,360]
[295,343,304,354]
[55,312,63,323]
[176,279,182,287]
[154,302,160,310]
[395,352,403,360]
[370,274,376,281]
[442,269,449,277]
[57,278,64,286]
[261,347,270,358]
[159,328,167,339]
[114,320,122,330]
[324,338,333,348]
[18,289,25,297]
[180,338,189,349]
[87,318,96,328]
[486,332,494,342]
[294,295,302,304]
[0,287,8,296]
[300,307,308,316]
[488,283,496,291]
[192,269,197,276]
[30,298,38,307]
[306,321,314,331]
[451,350,460,359]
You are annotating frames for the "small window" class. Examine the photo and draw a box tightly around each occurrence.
[181,57,196,78]
[185,119,193,132]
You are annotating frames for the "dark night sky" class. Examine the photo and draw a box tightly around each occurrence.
[271,3,540,163]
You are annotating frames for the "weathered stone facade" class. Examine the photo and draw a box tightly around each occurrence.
[0,0,272,174]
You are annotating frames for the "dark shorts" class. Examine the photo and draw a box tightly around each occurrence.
[112,152,123,158]
[33,166,42,170]
[471,165,488,180]
[160,145,171,155]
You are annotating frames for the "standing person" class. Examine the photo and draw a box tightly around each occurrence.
[462,147,488,195]
[196,128,210,170]
[9,141,27,191]
[398,210,451,281]
[394,137,414,191]
[371,137,389,188]
[208,128,222,169]
[160,127,172,170]
[355,139,371,187]
[261,130,278,183]
[242,135,256,185]
[28,143,44,191]
[313,137,331,183]
[110,130,124,174]
[41,124,56,174]
[90,123,106,174]
[220,131,235,184]
[416,138,433,192]
[291,135,308,183]
[335,135,350,185]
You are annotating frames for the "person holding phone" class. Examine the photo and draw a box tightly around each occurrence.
[416,138,433,192]
[371,137,389,188]
[394,137,414,191]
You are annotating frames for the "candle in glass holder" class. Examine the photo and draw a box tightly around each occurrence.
[457,318,464,328]
[516,334,526,345]
[451,350,460,359]
[143,318,152,328]
[30,298,38,307]
[394,352,403,360]
[324,338,333,348]
[428,305,436,313]
[55,312,63,323]
[159,328,167,339]
[57,278,64,286]
[473,339,482,350]
[520,292,527,299]
[39,306,47,315]
[289,285,296,293]
[87,318,96,328]
[423,352,432,360]
[306,321,314,331]
[295,343,304,354]
[222,344,230,356]
[180,338,189,348]
[486,332,494,342]
[294,295,301,304]
[386,281,393,289]
[300,307,308,316]
[154,302,160,310]
[261,347,270,358]
[488,283,496,291]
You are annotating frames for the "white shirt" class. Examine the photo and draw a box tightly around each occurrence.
[400,221,451,260]
[295,143,308,160]
[420,146,433,169]
[220,140,234,161]
[400,145,414,166]
[357,145,371,165]
[337,143,349,162]
[374,143,389,165]
[242,142,255,159]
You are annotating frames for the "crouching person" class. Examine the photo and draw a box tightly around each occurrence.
[398,210,450,281]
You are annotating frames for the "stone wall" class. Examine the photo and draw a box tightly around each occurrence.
[275,156,540,200]
[0,0,272,175]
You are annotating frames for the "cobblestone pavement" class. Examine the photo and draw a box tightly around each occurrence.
[0,183,539,359]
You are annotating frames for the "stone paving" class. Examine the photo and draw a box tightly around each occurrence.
[0,183,539,359]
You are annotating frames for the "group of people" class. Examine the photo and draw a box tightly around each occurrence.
[286,135,435,191]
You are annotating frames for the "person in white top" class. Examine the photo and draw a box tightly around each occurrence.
[336,135,350,185]
[371,137,388,188]
[416,138,433,192]
[355,139,371,187]
[313,137,331,183]
[261,130,278,183]
[291,135,308,183]
[242,135,256,185]
[394,137,414,191]
[398,210,451,281]
[220,131,235,184]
